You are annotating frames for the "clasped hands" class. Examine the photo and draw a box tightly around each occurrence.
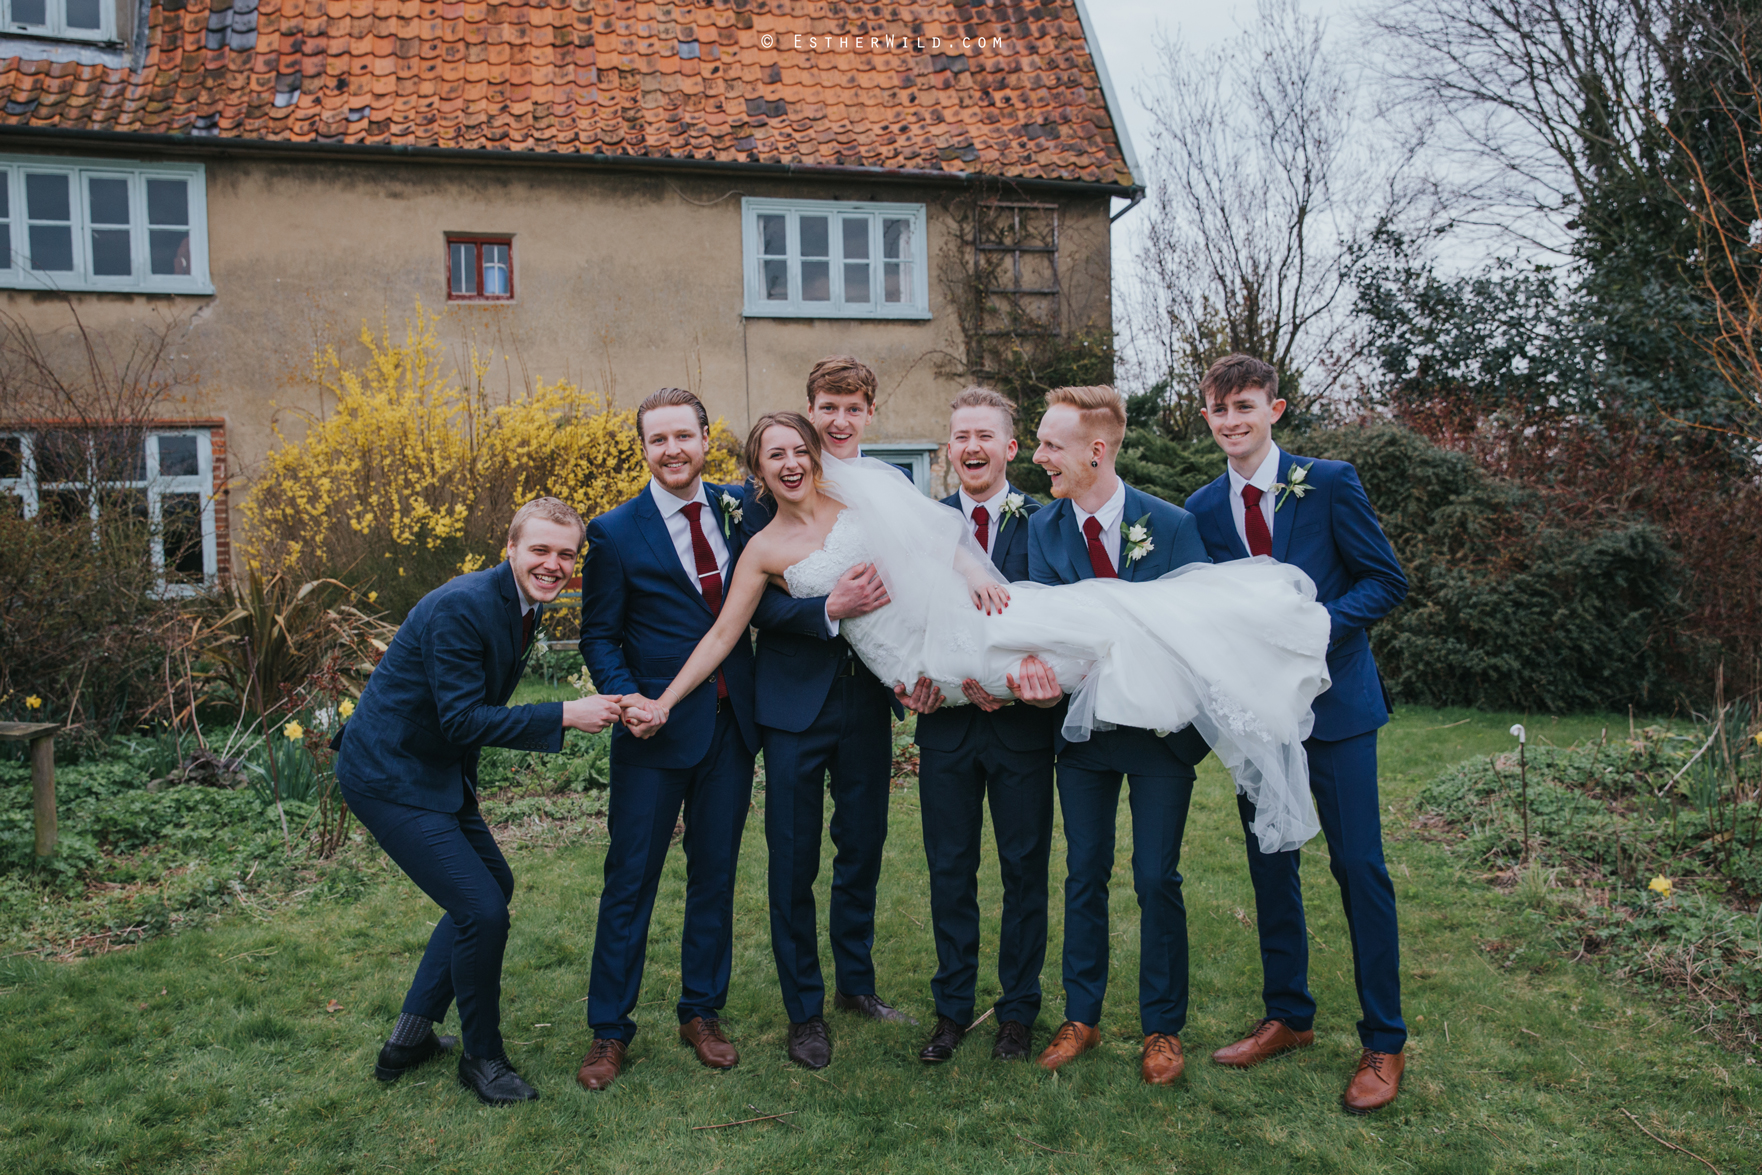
[893,655,1064,715]
[559,692,672,738]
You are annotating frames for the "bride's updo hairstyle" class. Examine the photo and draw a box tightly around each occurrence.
[743,410,825,502]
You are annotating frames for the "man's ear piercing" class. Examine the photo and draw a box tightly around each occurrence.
[1090,459,1099,468]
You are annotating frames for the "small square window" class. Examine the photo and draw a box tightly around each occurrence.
[447,235,515,302]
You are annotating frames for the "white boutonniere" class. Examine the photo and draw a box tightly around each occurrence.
[1000,491,1028,524]
[718,490,743,536]
[1273,462,1315,511]
[1123,512,1155,565]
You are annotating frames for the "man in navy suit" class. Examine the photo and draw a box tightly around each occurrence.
[737,356,919,1070]
[575,388,763,1090]
[1013,384,1214,1086]
[336,498,625,1105]
[1185,354,1410,1114]
[910,387,1059,1065]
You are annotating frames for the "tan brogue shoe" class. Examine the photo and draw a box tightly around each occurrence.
[575,1037,628,1091]
[1140,1033,1185,1085]
[679,1017,739,1070]
[1342,1048,1405,1114]
[1035,1020,1100,1072]
[1210,1019,1315,1069]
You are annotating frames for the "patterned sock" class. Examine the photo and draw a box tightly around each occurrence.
[389,1013,434,1047]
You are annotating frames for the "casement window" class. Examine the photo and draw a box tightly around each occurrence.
[742,198,930,319]
[0,428,218,590]
[1,0,114,42]
[447,235,514,302]
[0,156,211,294]
[860,443,940,495]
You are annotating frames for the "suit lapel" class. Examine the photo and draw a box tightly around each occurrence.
[1119,486,1146,582]
[495,560,525,670]
[990,485,1023,572]
[635,483,715,617]
[1272,451,1300,564]
[1208,475,1251,562]
[704,482,738,595]
[1060,502,1094,582]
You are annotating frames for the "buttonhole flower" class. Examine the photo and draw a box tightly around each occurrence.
[718,491,743,536]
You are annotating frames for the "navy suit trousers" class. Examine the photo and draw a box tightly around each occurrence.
[918,725,1054,1026]
[342,783,514,1058]
[587,706,754,1041]
[1055,729,1197,1035]
[1236,729,1406,1053]
[763,671,894,1024]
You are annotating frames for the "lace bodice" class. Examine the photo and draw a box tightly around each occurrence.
[783,510,870,599]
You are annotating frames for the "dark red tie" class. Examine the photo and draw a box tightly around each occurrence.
[1241,484,1273,557]
[681,502,728,699]
[1082,515,1117,579]
[521,608,534,650]
[971,504,991,552]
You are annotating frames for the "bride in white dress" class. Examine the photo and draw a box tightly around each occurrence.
[631,412,1335,854]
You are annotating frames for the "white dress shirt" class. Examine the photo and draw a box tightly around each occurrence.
[958,483,1010,556]
[1226,443,1281,555]
[1072,477,1127,571]
[648,477,730,592]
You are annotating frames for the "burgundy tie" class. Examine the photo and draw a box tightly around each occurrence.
[1241,484,1273,558]
[681,502,728,699]
[1082,515,1117,579]
[521,608,534,649]
[971,504,991,552]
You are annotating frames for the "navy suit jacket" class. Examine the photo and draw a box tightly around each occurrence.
[336,559,563,811]
[1027,483,1212,765]
[738,484,905,733]
[1186,451,1408,741]
[581,481,761,768]
[915,486,1062,753]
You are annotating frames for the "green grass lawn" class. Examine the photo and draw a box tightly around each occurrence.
[2,707,1758,1174]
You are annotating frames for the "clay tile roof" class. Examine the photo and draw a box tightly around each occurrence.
[0,0,1135,187]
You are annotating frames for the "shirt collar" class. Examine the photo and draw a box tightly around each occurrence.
[1227,443,1283,497]
[959,482,1010,517]
[1074,477,1127,529]
[648,476,708,519]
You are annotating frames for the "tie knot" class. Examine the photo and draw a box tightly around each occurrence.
[1083,515,1103,540]
[1242,484,1263,508]
[681,501,703,522]
[971,504,990,526]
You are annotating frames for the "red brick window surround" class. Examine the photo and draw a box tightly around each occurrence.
[447,235,513,302]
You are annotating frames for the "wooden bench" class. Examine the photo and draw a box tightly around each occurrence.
[0,721,58,858]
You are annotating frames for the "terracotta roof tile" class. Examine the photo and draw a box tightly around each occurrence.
[0,0,1131,186]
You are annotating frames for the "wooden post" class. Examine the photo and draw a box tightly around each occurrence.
[31,733,56,858]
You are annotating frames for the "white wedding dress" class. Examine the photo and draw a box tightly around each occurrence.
[782,455,1335,854]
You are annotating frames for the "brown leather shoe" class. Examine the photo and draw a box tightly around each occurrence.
[1211,1018,1315,1069]
[1343,1048,1405,1114]
[1140,1033,1185,1084]
[679,1017,738,1070]
[575,1037,627,1091]
[1035,1020,1099,1072]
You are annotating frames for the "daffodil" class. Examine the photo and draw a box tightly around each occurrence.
[337,699,355,720]
[24,695,42,710]
[283,721,306,741]
[1648,875,1673,898]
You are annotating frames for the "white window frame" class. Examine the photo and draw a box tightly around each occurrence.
[0,0,115,42]
[0,428,219,593]
[861,443,940,495]
[742,197,930,320]
[0,154,212,294]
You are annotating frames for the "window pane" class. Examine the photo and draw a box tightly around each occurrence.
[25,173,69,221]
[157,435,199,477]
[10,0,45,24]
[101,486,147,524]
[0,182,9,218]
[482,243,509,296]
[799,215,828,258]
[2,491,21,519]
[842,217,869,259]
[0,435,19,479]
[37,431,84,482]
[763,258,788,301]
[87,177,129,224]
[91,229,130,276]
[94,430,145,482]
[884,262,908,303]
[146,179,188,227]
[450,241,476,295]
[161,492,206,580]
[801,261,830,302]
[65,0,102,29]
[148,229,190,275]
[40,488,88,525]
[844,262,870,302]
[883,217,912,259]
[759,213,786,256]
[28,224,73,271]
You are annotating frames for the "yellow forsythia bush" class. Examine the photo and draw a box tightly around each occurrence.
[246,306,739,617]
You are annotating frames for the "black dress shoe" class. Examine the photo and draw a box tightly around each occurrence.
[833,990,917,1025]
[787,1016,832,1070]
[918,1016,966,1063]
[457,1052,539,1105]
[993,1019,1032,1061]
[374,1030,458,1081]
